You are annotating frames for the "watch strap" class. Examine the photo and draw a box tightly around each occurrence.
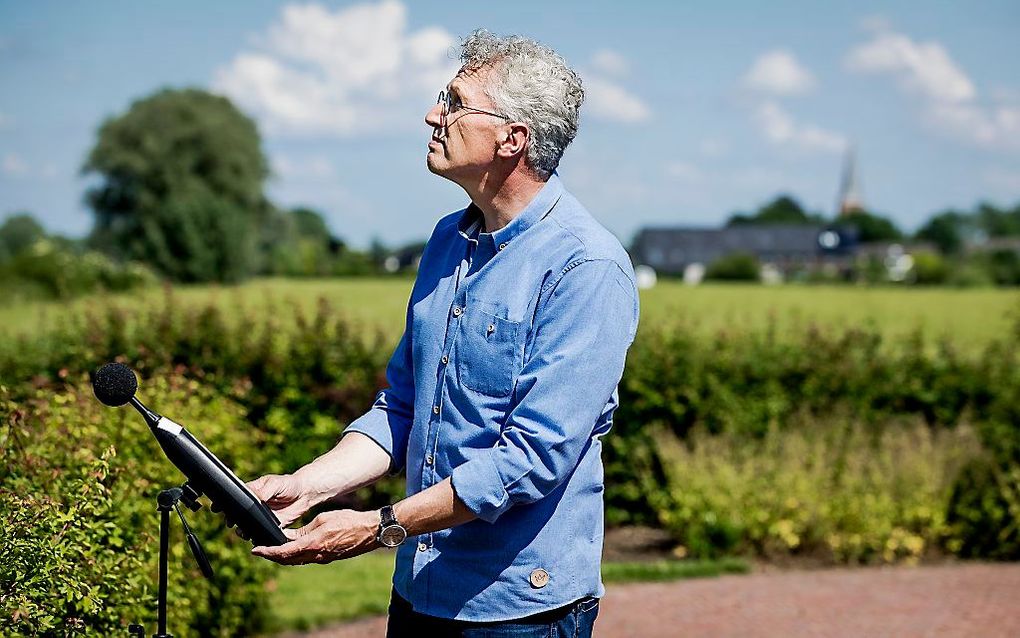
[380,505,397,527]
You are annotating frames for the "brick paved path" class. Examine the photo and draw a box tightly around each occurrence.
[287,563,1020,637]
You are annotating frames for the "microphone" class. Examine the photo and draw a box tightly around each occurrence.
[92,362,288,546]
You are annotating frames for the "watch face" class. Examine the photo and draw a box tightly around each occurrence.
[380,525,407,547]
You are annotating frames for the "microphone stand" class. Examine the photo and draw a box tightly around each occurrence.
[129,483,212,638]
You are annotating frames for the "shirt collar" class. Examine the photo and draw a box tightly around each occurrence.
[456,173,565,248]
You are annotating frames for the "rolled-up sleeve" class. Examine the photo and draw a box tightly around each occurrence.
[451,258,638,522]
[344,298,416,472]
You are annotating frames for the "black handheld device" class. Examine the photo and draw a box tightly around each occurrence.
[92,362,288,547]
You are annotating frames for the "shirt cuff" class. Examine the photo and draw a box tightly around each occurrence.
[344,409,406,472]
[450,452,511,523]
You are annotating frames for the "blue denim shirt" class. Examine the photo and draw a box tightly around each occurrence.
[346,174,639,621]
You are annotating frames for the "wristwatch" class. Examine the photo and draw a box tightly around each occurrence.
[377,505,408,548]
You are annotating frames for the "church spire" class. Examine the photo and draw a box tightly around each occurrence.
[837,145,865,216]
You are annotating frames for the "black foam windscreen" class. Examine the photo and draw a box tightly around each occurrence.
[92,362,138,407]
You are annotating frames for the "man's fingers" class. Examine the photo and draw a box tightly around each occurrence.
[304,514,331,532]
[246,475,275,501]
[281,515,325,541]
[251,533,321,565]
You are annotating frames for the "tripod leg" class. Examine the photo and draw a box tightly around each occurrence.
[158,508,170,637]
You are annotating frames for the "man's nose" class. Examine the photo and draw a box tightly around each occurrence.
[425,102,443,129]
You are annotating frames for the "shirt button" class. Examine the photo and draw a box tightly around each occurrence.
[498,242,507,251]
[418,542,428,552]
[425,454,434,466]
[432,405,440,414]
[452,306,462,317]
[441,355,449,365]
[529,568,550,588]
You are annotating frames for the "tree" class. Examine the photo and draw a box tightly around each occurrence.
[984,249,1020,286]
[727,195,825,226]
[139,184,256,283]
[916,211,965,254]
[83,88,269,282]
[0,213,46,257]
[846,210,903,243]
[289,207,333,243]
[976,202,1020,238]
[261,207,345,277]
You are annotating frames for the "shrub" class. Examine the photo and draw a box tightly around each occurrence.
[705,252,760,281]
[0,241,158,304]
[946,457,1020,559]
[0,379,275,636]
[0,290,398,503]
[650,419,983,563]
[911,251,950,284]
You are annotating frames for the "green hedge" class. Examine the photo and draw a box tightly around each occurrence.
[648,419,982,562]
[1,291,1018,632]
[607,320,1020,525]
[0,241,158,305]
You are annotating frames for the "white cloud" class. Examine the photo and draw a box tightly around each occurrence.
[591,49,629,76]
[2,152,28,176]
[272,153,336,179]
[213,1,458,137]
[846,24,1020,151]
[737,50,842,155]
[929,103,1020,151]
[584,76,651,123]
[846,31,975,103]
[664,162,703,182]
[754,101,846,153]
[742,50,815,96]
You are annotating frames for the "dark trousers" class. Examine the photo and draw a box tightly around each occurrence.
[386,589,600,638]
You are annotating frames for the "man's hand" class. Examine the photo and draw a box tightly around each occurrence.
[246,474,314,528]
[251,509,381,565]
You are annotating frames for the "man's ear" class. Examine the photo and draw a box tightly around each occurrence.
[496,122,529,159]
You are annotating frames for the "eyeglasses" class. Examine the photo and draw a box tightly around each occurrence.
[437,90,510,132]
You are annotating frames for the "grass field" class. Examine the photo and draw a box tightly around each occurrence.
[264,553,749,633]
[2,277,1017,351]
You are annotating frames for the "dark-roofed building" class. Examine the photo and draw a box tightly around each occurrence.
[630,224,858,277]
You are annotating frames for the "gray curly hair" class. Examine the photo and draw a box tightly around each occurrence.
[459,29,584,179]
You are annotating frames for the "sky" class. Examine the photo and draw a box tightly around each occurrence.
[1,0,1019,248]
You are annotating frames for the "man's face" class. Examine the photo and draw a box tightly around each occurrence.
[425,66,506,185]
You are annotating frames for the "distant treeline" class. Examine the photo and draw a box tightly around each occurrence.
[1,87,1019,295]
[712,194,1020,285]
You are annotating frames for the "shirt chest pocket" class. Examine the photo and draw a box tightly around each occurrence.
[456,307,521,397]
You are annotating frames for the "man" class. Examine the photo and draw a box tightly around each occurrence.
[248,30,639,637]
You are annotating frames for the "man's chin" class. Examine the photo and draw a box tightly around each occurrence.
[425,153,445,175]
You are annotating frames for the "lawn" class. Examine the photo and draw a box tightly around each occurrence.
[2,277,1016,351]
[263,552,749,633]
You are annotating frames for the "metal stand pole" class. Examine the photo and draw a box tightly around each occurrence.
[129,485,211,637]
[157,507,170,637]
